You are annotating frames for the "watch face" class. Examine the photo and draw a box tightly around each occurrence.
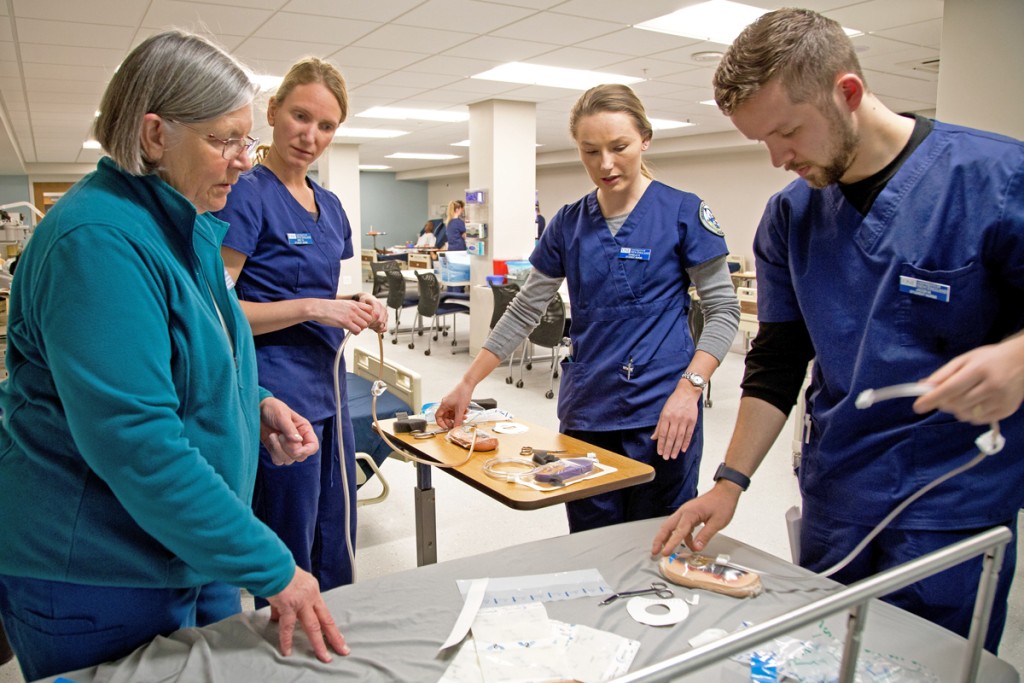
[683,373,706,388]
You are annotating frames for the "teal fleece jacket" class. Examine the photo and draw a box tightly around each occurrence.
[0,158,295,598]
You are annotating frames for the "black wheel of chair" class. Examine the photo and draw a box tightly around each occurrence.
[424,349,431,356]
[526,362,533,370]
[408,342,415,349]
[392,338,397,344]
[506,377,513,384]
[545,390,554,399]
[516,380,524,388]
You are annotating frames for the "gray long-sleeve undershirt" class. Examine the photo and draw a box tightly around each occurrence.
[483,254,740,362]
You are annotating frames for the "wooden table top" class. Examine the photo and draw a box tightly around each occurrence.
[376,418,655,510]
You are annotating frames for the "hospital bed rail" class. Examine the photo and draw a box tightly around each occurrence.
[352,345,422,505]
[612,525,1012,683]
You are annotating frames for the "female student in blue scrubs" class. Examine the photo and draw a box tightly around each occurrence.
[216,58,387,596]
[436,84,740,531]
[445,199,467,251]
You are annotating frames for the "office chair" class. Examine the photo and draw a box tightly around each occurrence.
[385,269,418,345]
[410,271,469,355]
[489,283,523,386]
[371,260,402,298]
[517,292,566,399]
[687,298,712,408]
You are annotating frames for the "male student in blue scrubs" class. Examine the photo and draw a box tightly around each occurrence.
[652,8,1024,653]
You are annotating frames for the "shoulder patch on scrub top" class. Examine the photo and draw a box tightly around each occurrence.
[698,202,725,237]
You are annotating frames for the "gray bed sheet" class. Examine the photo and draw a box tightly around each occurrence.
[44,517,1018,682]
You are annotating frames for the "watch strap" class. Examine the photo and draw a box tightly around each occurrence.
[713,463,750,491]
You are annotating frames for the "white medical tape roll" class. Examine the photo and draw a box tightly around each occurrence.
[493,422,529,435]
[626,597,690,627]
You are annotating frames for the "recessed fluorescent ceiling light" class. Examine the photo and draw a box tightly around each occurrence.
[635,1,860,45]
[472,62,643,89]
[335,128,408,139]
[357,106,468,122]
[650,118,694,130]
[386,153,462,160]
[82,139,102,149]
[700,99,718,106]
[359,165,391,170]
[451,139,542,147]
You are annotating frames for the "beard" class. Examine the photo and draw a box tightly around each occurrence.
[803,102,859,189]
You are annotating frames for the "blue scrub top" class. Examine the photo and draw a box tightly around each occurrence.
[756,120,1024,529]
[216,165,354,422]
[446,217,467,251]
[531,180,728,431]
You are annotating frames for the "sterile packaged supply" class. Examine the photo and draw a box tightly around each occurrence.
[533,457,595,485]
[659,550,763,598]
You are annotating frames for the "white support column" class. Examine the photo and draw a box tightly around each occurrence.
[936,0,1024,139]
[467,99,537,354]
[318,142,363,294]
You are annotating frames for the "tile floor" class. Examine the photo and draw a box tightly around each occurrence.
[2,314,1020,681]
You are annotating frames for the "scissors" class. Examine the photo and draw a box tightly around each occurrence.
[412,427,450,439]
[599,581,674,606]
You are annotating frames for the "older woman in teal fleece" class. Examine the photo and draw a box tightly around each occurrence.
[0,31,348,681]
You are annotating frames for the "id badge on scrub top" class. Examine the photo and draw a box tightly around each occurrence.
[899,275,950,303]
[287,232,314,245]
[619,247,651,261]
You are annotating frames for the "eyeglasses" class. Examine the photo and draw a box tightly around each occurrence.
[172,121,259,159]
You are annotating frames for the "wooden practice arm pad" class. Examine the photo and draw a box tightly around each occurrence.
[659,552,763,598]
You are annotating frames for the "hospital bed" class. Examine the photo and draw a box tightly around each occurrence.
[347,345,421,506]
[43,517,1017,682]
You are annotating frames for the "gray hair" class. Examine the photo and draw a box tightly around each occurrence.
[94,30,257,175]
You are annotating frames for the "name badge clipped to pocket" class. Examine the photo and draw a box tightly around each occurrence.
[619,247,651,261]
[899,275,950,303]
[287,232,314,245]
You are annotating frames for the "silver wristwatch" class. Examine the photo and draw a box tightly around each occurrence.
[680,372,706,389]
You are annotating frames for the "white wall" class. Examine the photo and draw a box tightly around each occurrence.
[936,0,1024,139]
[428,146,790,267]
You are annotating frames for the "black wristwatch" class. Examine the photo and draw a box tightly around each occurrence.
[713,463,751,491]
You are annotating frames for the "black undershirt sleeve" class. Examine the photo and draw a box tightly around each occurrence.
[740,321,816,415]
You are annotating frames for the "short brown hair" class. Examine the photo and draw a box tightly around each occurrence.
[713,8,864,115]
[272,57,348,124]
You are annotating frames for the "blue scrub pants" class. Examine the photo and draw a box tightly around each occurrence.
[799,514,1017,654]
[0,575,239,681]
[564,418,702,533]
[252,414,356,607]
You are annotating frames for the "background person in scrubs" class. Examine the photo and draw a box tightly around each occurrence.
[444,199,467,251]
[216,57,387,600]
[652,8,1024,653]
[436,84,740,532]
[0,32,347,681]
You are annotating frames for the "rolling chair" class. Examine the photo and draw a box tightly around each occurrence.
[687,299,713,408]
[489,282,523,386]
[385,269,418,345]
[410,271,469,355]
[516,292,567,399]
[370,259,402,298]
